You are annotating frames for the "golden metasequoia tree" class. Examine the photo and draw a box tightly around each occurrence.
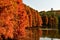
[16,0,28,38]
[24,5,33,27]
[24,4,43,27]
[0,0,28,39]
[24,4,43,39]
[0,0,43,40]
[0,0,17,39]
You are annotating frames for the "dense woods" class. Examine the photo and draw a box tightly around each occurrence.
[23,4,43,40]
[0,0,42,40]
[0,0,60,40]
[40,10,60,38]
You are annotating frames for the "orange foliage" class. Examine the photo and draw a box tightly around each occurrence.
[16,0,28,38]
[37,12,43,27]
[31,10,36,27]
[24,5,33,27]
[0,0,43,40]
[0,0,28,39]
[27,8,33,27]
[0,0,16,39]
[24,5,43,39]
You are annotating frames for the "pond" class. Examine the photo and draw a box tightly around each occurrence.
[40,37,60,40]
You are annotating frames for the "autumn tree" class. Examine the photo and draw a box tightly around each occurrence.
[0,0,43,40]
[0,0,29,40]
[0,0,18,39]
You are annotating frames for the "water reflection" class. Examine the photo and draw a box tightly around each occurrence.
[40,37,51,40]
[40,37,60,40]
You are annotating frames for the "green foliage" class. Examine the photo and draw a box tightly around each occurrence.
[39,10,60,38]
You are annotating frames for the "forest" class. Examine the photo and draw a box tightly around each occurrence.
[40,10,60,38]
[0,0,60,40]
